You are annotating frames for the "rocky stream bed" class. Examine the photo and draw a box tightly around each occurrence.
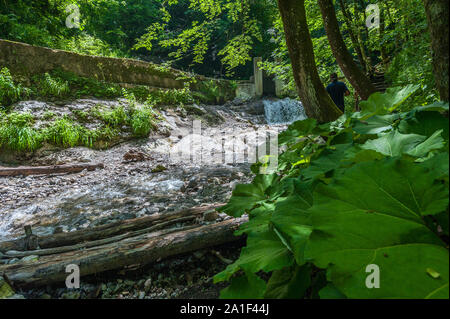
[0,97,305,299]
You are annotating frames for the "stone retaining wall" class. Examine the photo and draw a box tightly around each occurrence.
[0,39,235,99]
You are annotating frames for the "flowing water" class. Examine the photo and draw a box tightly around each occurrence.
[263,98,307,124]
[0,98,305,242]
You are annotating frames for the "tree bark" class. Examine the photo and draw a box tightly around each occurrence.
[318,0,377,100]
[277,0,342,123]
[0,217,247,288]
[379,3,389,66]
[423,0,449,102]
[0,163,104,177]
[337,0,367,72]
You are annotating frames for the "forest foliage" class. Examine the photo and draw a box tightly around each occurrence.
[215,86,449,299]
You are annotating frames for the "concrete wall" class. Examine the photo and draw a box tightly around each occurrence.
[0,39,235,99]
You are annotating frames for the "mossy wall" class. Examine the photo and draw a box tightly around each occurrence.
[0,39,235,99]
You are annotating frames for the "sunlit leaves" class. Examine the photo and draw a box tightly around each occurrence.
[361,130,444,158]
[218,173,279,217]
[357,85,419,119]
[217,87,449,299]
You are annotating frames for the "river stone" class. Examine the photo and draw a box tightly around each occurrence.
[22,255,39,262]
[8,258,19,264]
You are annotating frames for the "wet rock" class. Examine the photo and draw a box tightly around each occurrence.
[8,258,19,264]
[144,279,152,292]
[22,255,39,262]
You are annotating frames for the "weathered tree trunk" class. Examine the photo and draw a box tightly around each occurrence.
[337,0,367,72]
[353,1,372,74]
[277,0,342,123]
[318,0,377,100]
[0,217,247,288]
[0,163,104,177]
[0,204,223,252]
[423,0,449,102]
[379,3,389,66]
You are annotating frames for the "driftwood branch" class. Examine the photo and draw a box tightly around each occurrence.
[0,217,247,288]
[0,163,104,177]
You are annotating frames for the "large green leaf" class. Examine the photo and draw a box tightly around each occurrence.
[361,130,444,158]
[271,181,313,264]
[214,228,294,283]
[352,114,401,135]
[318,283,346,299]
[410,101,449,113]
[301,144,353,180]
[278,118,318,145]
[399,110,449,140]
[357,85,419,119]
[220,272,267,299]
[305,159,449,298]
[264,264,311,299]
[419,152,449,182]
[218,173,279,217]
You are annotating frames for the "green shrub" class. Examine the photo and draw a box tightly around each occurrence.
[37,73,70,98]
[131,105,159,137]
[94,105,129,127]
[148,86,194,107]
[0,67,30,108]
[43,117,91,148]
[0,112,42,151]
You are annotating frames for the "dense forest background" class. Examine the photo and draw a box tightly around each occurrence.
[0,0,439,107]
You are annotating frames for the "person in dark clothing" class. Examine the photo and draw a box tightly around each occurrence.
[326,73,350,112]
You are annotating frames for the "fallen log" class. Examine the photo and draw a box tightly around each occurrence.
[0,163,104,177]
[0,204,223,252]
[0,217,247,288]
[3,216,197,258]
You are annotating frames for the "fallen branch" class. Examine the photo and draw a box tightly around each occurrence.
[0,217,247,288]
[0,163,104,177]
[0,204,223,252]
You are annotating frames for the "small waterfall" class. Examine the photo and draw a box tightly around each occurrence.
[263,98,307,125]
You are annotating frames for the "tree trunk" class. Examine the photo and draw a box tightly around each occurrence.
[277,0,342,123]
[379,3,389,66]
[337,0,367,72]
[423,0,449,102]
[318,0,377,100]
